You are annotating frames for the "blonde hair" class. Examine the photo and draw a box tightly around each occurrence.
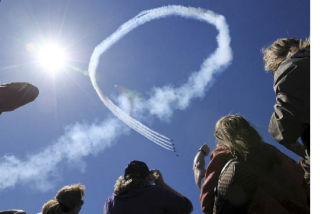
[114,174,153,195]
[214,115,262,160]
[41,200,60,214]
[262,38,310,72]
[42,184,85,214]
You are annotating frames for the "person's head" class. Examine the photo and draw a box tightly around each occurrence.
[214,115,262,160]
[42,184,85,214]
[114,160,153,195]
[262,38,310,73]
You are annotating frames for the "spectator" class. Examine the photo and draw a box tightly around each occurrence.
[104,160,193,214]
[193,115,309,214]
[262,38,310,183]
[41,184,85,214]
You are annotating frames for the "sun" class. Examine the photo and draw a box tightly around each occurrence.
[35,41,69,74]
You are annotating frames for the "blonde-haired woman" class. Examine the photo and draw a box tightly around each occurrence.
[195,115,309,214]
[41,184,85,214]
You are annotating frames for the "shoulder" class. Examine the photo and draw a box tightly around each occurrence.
[210,146,232,161]
[146,185,173,195]
[105,194,116,206]
[212,145,230,155]
[150,185,185,200]
[104,195,116,214]
[274,49,309,84]
[132,185,171,197]
[261,142,298,165]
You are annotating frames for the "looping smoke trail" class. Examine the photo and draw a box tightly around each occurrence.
[88,5,232,152]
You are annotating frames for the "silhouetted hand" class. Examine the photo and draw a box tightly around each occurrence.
[199,144,210,156]
[150,169,165,187]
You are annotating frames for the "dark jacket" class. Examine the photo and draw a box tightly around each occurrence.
[249,143,309,214]
[269,48,310,150]
[104,185,193,214]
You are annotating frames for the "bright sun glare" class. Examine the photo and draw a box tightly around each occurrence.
[36,42,69,74]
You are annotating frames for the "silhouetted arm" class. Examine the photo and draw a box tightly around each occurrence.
[0,210,26,214]
[193,144,210,188]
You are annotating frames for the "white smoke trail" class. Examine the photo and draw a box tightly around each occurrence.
[88,5,232,151]
[0,118,124,191]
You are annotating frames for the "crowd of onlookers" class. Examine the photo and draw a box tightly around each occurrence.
[1,37,310,213]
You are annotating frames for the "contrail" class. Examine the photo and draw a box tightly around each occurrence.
[88,5,232,152]
[0,118,125,191]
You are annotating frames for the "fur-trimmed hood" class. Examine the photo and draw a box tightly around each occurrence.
[113,176,152,195]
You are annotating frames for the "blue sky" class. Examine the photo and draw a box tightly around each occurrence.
[0,0,310,213]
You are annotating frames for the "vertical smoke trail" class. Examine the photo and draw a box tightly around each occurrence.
[88,5,232,152]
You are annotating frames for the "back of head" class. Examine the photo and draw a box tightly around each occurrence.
[42,184,85,214]
[214,115,262,161]
[124,160,150,179]
[42,200,60,214]
[55,184,85,212]
[114,160,152,195]
[262,38,310,72]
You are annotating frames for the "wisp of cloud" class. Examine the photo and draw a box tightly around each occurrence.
[88,5,232,152]
[0,118,124,191]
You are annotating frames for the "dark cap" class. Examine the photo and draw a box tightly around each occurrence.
[124,160,150,178]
